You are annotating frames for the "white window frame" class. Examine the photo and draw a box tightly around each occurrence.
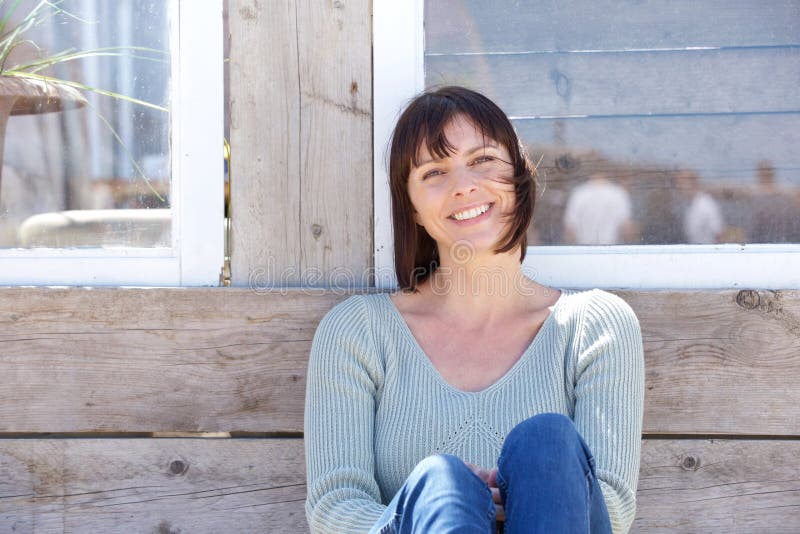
[373,0,800,290]
[0,0,223,286]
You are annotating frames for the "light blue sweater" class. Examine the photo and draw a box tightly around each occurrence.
[305,288,645,533]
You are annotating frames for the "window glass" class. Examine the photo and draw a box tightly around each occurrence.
[0,0,170,248]
[424,0,800,246]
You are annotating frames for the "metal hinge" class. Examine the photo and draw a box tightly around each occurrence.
[220,138,232,287]
[219,258,231,286]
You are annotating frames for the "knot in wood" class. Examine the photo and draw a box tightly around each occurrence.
[681,455,699,471]
[169,459,189,475]
[736,289,760,310]
[311,223,323,239]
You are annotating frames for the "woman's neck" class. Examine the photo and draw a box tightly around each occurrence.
[417,246,555,329]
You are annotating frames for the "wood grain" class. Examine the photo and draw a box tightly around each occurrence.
[632,439,800,532]
[621,289,800,435]
[1,438,797,532]
[229,0,302,286]
[0,438,308,533]
[0,287,350,434]
[0,288,798,435]
[228,0,372,287]
[297,0,373,285]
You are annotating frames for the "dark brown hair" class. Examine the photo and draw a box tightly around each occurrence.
[389,86,536,291]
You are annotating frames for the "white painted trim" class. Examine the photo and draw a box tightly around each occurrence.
[523,244,800,290]
[371,0,800,291]
[0,0,224,287]
[174,0,224,285]
[0,256,179,286]
[373,0,425,290]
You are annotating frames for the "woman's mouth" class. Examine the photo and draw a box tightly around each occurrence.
[448,203,494,225]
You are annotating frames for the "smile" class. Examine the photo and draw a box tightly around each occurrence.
[449,203,493,222]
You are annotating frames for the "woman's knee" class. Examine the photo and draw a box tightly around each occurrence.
[391,454,494,532]
[501,413,591,473]
[400,453,492,515]
[406,454,477,490]
[506,412,578,448]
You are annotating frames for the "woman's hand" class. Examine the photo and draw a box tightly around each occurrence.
[464,461,504,522]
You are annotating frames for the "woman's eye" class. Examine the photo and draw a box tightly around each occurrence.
[422,169,444,180]
[472,155,494,165]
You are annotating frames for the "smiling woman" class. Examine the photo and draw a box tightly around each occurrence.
[304,86,645,534]
[389,86,536,291]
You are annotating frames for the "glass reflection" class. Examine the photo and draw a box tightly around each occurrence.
[0,0,171,249]
[424,0,800,246]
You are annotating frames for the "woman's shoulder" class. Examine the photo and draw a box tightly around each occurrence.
[315,292,392,337]
[313,293,374,341]
[558,288,640,330]
[310,293,385,367]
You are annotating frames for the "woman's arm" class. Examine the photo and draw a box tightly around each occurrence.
[304,295,387,533]
[573,290,645,534]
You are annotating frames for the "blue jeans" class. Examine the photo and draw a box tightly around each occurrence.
[369,413,612,534]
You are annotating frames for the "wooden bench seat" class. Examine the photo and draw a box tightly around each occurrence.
[1,288,798,532]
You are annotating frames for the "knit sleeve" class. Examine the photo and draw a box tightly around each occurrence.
[573,290,645,534]
[304,295,387,533]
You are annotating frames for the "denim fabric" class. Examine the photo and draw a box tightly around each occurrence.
[369,413,612,534]
[368,453,496,534]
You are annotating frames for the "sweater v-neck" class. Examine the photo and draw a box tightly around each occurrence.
[380,288,572,395]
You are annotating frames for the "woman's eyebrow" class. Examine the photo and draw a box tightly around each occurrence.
[416,144,500,167]
[465,143,499,156]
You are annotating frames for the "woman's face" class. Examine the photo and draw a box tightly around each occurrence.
[407,115,516,258]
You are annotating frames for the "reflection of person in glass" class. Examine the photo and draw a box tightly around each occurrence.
[749,161,800,244]
[305,87,644,533]
[562,171,637,245]
[675,170,725,244]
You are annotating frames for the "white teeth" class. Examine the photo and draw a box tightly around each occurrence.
[452,203,491,221]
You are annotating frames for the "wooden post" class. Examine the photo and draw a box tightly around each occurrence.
[229,0,373,288]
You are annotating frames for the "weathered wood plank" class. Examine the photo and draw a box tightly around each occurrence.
[426,48,800,118]
[632,439,800,532]
[297,0,373,285]
[620,290,800,435]
[0,288,798,435]
[229,0,372,287]
[0,287,348,434]
[0,438,308,533]
[229,0,302,286]
[1,438,797,532]
[426,0,800,53]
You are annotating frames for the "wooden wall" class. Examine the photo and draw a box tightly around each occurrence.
[1,288,798,531]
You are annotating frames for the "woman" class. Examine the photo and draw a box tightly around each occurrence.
[305,86,644,533]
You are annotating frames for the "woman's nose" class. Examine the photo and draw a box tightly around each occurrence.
[451,166,478,195]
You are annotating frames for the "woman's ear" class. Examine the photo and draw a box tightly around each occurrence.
[413,210,423,226]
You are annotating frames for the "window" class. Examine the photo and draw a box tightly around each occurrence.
[0,0,223,285]
[373,0,800,290]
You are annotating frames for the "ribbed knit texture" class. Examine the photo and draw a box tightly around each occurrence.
[304,288,645,534]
